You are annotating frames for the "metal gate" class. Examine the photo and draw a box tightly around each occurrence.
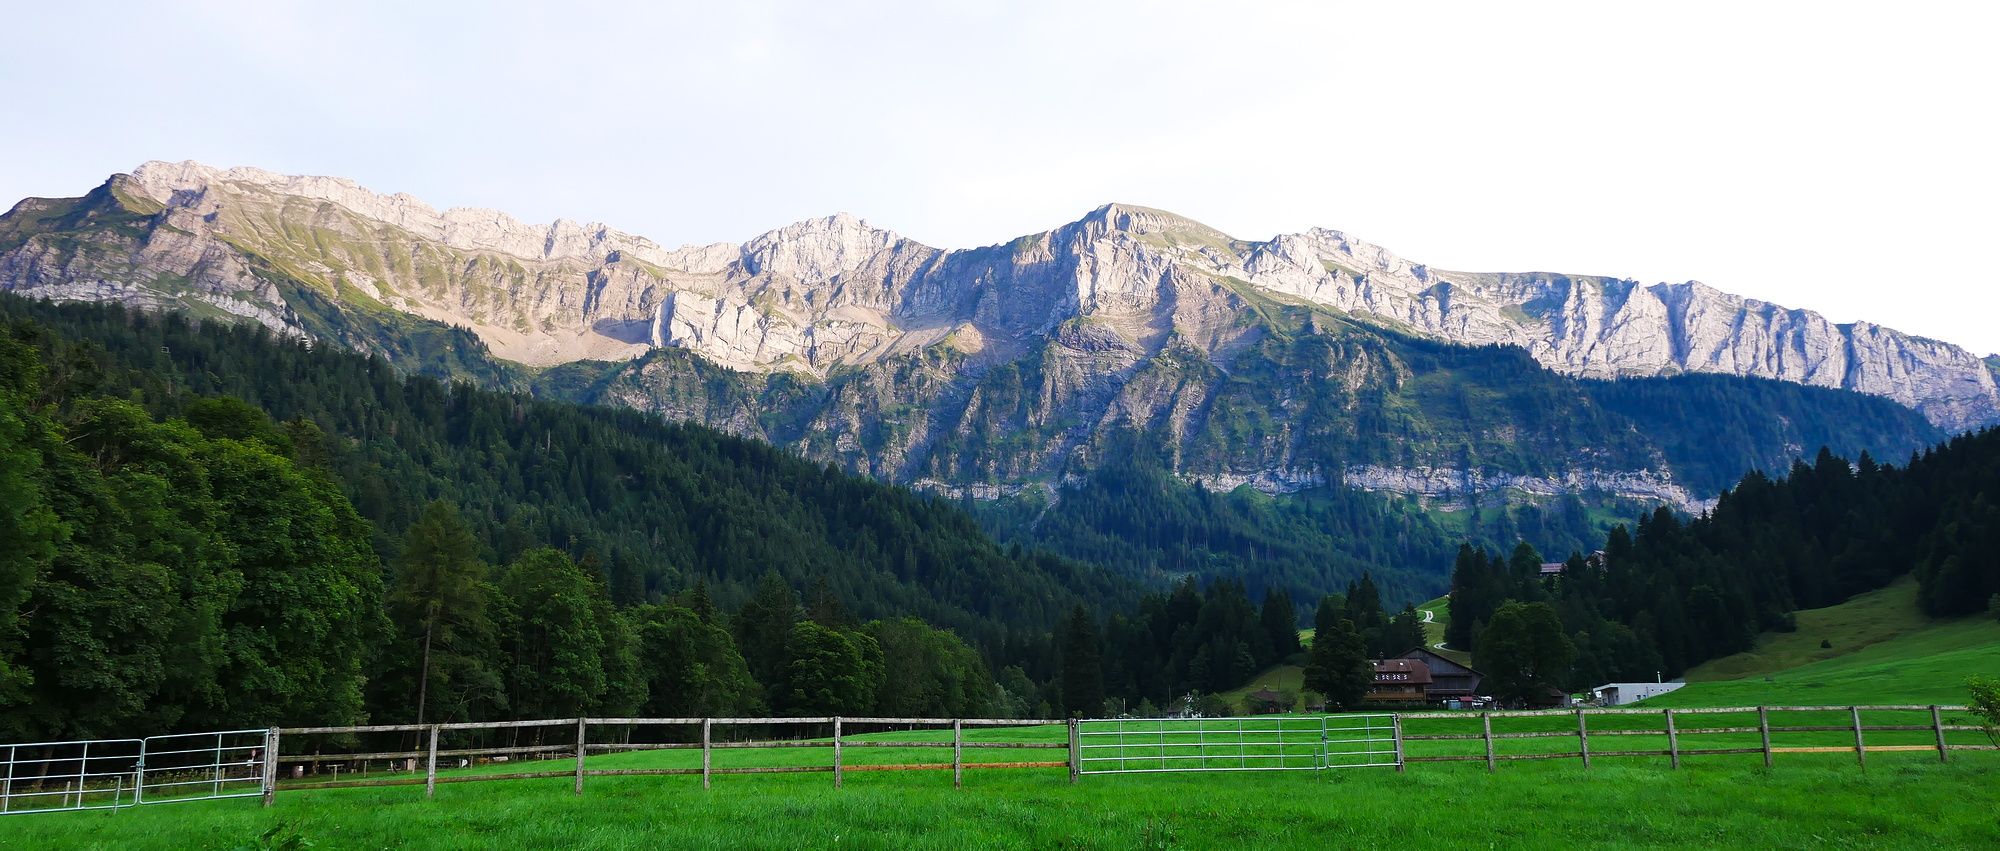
[0,729,271,815]
[1074,714,1400,775]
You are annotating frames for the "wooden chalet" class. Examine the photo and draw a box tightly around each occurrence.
[1392,647,1484,704]
[1364,658,1432,704]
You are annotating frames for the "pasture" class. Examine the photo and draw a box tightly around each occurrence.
[7,717,1998,849]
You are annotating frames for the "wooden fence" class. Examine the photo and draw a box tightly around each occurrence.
[1398,704,1994,772]
[266,716,1072,805]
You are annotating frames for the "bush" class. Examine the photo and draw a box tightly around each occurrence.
[1969,677,2000,746]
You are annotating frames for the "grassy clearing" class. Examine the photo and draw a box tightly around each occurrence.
[12,738,1997,849]
[1215,665,1305,709]
[1646,614,2000,708]
[1684,577,1940,683]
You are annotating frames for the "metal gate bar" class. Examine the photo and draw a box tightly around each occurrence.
[1076,715,1398,775]
[138,730,271,805]
[0,738,144,815]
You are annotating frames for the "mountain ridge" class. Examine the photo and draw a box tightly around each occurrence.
[0,162,1961,518]
[43,160,1993,432]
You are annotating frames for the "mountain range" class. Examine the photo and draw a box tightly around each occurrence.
[0,162,1977,553]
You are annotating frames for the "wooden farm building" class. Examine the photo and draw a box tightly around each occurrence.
[1363,658,1432,704]
[1392,647,1484,704]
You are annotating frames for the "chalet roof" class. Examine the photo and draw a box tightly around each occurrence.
[1394,646,1484,679]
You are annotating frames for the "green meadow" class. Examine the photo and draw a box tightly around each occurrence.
[11,581,1997,848]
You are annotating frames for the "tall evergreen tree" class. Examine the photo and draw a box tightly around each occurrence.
[1303,617,1371,711]
[1475,602,1576,705]
[386,500,500,724]
[733,571,800,696]
[1059,606,1104,717]
[1260,588,1302,661]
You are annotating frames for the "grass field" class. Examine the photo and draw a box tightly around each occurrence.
[1683,577,1941,683]
[9,729,1998,849]
[1645,577,2000,709]
[12,589,1998,847]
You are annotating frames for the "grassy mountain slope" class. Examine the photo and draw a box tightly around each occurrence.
[1681,577,1935,682]
[1645,579,2000,707]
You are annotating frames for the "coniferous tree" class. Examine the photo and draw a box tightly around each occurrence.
[1475,602,1576,705]
[1304,617,1371,711]
[386,500,501,724]
[1059,606,1104,717]
[733,572,800,696]
[1260,588,1302,661]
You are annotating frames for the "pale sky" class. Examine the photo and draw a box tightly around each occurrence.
[6,1,1997,354]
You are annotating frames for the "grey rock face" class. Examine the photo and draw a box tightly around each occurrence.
[0,162,1985,509]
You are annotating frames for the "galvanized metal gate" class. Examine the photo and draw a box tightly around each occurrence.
[1073,714,1400,776]
[0,729,272,815]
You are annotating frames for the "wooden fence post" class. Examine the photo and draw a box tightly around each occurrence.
[1392,714,1406,773]
[1664,710,1680,769]
[832,717,843,790]
[1576,709,1590,768]
[952,720,964,789]
[701,719,712,790]
[573,717,587,796]
[1759,707,1772,768]
[1850,706,1865,768]
[1067,719,1081,784]
[1931,705,1948,764]
[261,727,280,808]
[424,725,440,799]
[1481,713,1495,773]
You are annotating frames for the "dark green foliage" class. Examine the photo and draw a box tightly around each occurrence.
[383,501,502,725]
[1458,429,2000,688]
[1303,616,1370,711]
[781,621,884,715]
[869,618,995,718]
[1474,602,1576,704]
[977,449,1456,606]
[733,572,800,698]
[1260,589,1302,661]
[1059,607,1104,717]
[0,347,380,739]
[1584,373,1945,495]
[496,548,608,719]
[0,295,1135,659]
[628,602,762,717]
[1382,606,1427,657]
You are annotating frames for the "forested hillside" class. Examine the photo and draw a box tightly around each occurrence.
[0,296,1172,737]
[0,296,1129,648]
[1448,429,2000,695]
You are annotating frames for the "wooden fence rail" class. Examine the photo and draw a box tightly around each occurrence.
[253,706,1992,806]
[1399,705,1988,773]
[267,716,1073,805]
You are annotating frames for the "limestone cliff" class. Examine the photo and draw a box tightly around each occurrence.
[0,162,1971,509]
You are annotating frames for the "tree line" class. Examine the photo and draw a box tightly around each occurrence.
[0,321,1009,738]
[1047,573,1424,717]
[0,295,1137,662]
[1447,430,2000,701]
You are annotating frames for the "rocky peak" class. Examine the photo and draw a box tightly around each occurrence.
[6,161,1997,430]
[738,213,918,283]
[126,160,689,269]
